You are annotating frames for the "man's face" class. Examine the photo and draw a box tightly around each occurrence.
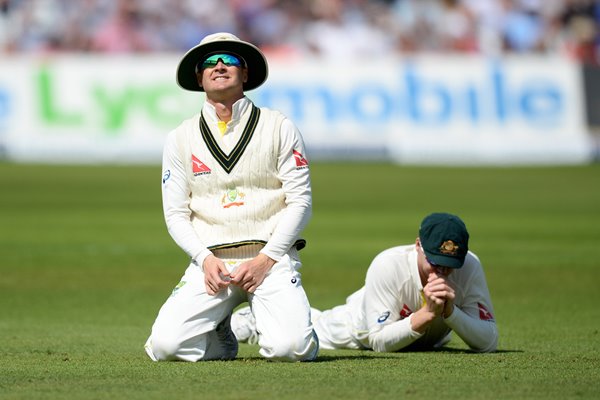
[197,53,248,98]
[416,238,455,279]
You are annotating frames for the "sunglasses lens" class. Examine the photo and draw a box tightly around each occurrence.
[201,54,242,69]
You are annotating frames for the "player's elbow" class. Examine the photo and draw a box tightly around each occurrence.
[368,333,408,353]
[480,334,498,353]
[470,326,499,353]
[471,340,497,353]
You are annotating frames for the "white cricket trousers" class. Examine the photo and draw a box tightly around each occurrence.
[144,248,318,362]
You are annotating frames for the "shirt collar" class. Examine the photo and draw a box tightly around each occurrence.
[201,96,251,124]
[409,246,424,292]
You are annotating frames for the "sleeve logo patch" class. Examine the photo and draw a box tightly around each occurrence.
[400,304,413,319]
[377,311,391,323]
[162,169,171,184]
[293,150,309,169]
[477,302,494,321]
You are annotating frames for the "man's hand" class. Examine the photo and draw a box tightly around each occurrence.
[230,253,276,293]
[203,254,231,295]
[411,273,456,333]
[424,273,455,312]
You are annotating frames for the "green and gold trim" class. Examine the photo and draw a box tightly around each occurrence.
[199,105,260,174]
[207,239,306,251]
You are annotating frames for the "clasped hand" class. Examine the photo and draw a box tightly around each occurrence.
[423,272,455,318]
[203,253,276,295]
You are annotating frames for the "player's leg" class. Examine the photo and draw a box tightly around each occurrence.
[312,303,364,350]
[231,305,259,344]
[144,261,245,361]
[312,288,368,350]
[249,253,319,361]
[233,301,360,351]
[232,305,322,345]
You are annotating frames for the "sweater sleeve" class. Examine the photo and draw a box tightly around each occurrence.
[161,129,212,265]
[260,118,312,261]
[368,317,424,353]
[362,250,425,352]
[443,306,498,352]
[444,253,498,352]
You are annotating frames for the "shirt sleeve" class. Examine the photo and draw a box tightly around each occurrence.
[161,129,212,265]
[444,254,498,352]
[363,251,424,352]
[260,118,312,261]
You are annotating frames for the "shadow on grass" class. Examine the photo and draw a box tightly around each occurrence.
[236,347,523,362]
[236,353,399,362]
[426,347,524,354]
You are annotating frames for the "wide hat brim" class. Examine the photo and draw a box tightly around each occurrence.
[176,33,268,92]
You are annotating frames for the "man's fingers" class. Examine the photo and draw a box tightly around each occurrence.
[427,294,445,305]
[205,272,231,296]
[429,289,451,301]
[231,272,262,293]
[205,281,217,296]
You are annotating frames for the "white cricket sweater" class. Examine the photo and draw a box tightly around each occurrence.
[161,97,312,264]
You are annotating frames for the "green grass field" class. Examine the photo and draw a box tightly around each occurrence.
[1,162,599,399]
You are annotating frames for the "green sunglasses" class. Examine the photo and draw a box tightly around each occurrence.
[199,53,244,70]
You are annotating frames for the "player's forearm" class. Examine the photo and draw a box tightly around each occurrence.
[368,318,423,353]
[261,200,311,260]
[409,307,438,334]
[165,216,211,263]
[444,306,498,352]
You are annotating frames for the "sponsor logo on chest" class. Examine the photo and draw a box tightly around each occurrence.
[192,154,211,176]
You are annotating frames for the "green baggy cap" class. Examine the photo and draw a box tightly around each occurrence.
[419,212,469,268]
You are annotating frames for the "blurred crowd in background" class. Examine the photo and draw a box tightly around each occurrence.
[0,0,599,64]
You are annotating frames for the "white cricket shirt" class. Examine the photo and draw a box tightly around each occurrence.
[347,245,498,352]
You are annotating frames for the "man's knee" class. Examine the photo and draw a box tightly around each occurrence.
[145,333,185,361]
[259,330,319,362]
[145,324,238,362]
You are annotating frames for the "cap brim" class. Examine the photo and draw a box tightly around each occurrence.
[176,40,268,92]
[425,251,465,269]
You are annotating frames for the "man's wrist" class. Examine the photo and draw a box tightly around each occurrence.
[443,304,455,319]
[194,250,214,271]
[258,251,277,266]
[411,308,437,334]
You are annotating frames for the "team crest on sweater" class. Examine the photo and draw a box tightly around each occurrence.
[221,188,245,208]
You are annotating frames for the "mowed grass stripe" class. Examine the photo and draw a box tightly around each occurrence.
[0,162,599,400]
